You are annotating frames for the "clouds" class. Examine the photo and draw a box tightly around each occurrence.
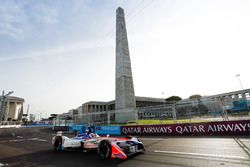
[0,1,29,39]
[0,0,250,116]
[30,2,58,25]
[0,0,97,60]
[0,0,91,40]
[0,0,59,40]
[0,37,113,62]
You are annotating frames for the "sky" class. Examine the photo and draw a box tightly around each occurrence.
[1,0,250,118]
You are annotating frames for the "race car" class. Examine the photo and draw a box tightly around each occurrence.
[52,131,145,159]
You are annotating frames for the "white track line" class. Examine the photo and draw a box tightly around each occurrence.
[137,138,164,140]
[0,138,47,143]
[9,139,26,142]
[0,163,6,167]
[27,138,47,142]
[238,139,250,142]
[234,138,250,155]
[154,150,248,160]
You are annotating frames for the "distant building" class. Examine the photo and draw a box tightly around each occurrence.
[69,109,79,118]
[76,96,165,114]
[0,96,25,121]
[81,101,108,113]
[29,114,36,122]
[175,89,250,116]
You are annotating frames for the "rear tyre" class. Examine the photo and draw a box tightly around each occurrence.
[98,140,111,159]
[80,141,85,152]
[125,135,133,139]
[53,136,62,152]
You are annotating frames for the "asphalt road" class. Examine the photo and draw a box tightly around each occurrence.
[0,127,250,167]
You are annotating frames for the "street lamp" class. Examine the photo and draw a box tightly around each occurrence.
[161,92,165,104]
[236,74,243,90]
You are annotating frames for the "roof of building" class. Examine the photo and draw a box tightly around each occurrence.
[208,89,250,98]
[1,96,25,103]
[135,96,165,102]
[82,96,165,106]
[83,101,109,105]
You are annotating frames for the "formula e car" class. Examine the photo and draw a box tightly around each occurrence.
[52,131,145,159]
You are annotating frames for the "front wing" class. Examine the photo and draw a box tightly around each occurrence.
[110,141,145,159]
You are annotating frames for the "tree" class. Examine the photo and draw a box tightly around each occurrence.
[189,94,202,99]
[165,96,182,102]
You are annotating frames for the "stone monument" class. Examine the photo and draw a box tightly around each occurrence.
[115,7,137,123]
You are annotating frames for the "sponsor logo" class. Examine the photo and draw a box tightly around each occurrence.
[121,120,250,136]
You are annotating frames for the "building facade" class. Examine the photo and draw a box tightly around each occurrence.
[76,96,165,114]
[0,96,25,121]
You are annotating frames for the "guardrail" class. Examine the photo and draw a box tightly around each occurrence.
[52,119,250,136]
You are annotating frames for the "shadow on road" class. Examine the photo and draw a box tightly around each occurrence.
[0,150,125,167]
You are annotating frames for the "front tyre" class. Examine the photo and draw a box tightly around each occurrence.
[98,140,111,159]
[80,141,85,152]
[53,136,62,152]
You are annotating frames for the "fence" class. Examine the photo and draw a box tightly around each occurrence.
[53,98,250,127]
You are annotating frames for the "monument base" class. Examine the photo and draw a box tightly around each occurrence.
[115,108,138,124]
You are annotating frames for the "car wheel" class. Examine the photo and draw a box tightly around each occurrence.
[53,136,62,151]
[125,135,133,139]
[80,141,85,152]
[98,140,111,159]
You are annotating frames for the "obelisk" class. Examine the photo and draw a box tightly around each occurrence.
[115,7,136,123]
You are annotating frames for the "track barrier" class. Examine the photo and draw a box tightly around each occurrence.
[51,120,250,136]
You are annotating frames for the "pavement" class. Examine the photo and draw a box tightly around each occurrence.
[0,127,250,167]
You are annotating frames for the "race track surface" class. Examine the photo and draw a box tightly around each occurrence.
[0,127,250,167]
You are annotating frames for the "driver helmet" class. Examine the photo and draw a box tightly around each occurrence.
[85,129,90,134]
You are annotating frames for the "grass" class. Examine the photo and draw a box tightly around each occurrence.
[126,119,208,125]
